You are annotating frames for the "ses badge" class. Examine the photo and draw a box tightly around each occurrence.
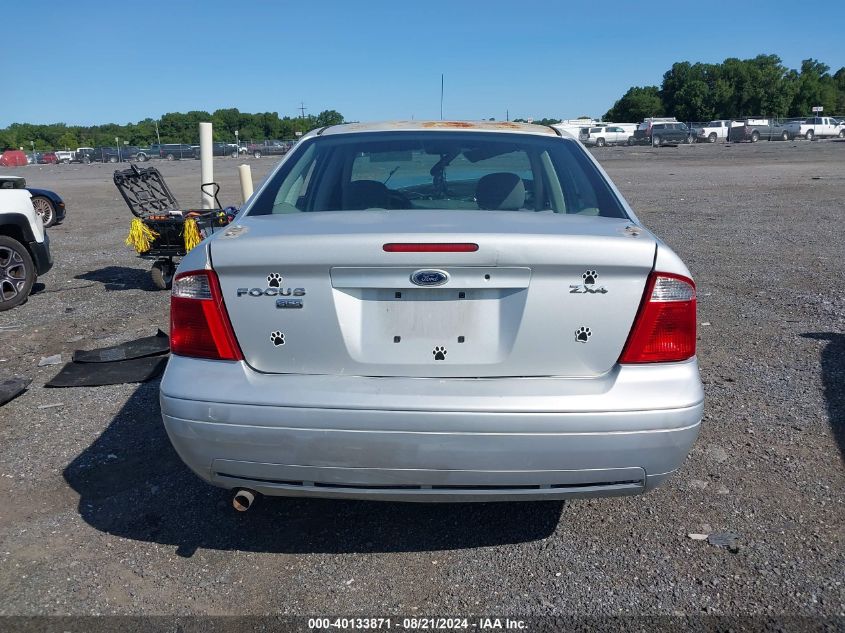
[236,273,305,309]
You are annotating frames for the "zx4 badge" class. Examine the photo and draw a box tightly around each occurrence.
[570,269,608,294]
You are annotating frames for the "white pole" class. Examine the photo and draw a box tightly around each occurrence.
[238,164,254,203]
[199,122,214,209]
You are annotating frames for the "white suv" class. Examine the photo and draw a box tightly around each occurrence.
[580,125,629,147]
[0,189,52,310]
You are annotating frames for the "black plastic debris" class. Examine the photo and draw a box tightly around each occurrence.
[708,531,741,553]
[46,356,168,388]
[0,376,31,405]
[72,329,169,363]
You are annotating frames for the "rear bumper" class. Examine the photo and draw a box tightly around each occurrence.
[28,234,52,276]
[160,357,703,502]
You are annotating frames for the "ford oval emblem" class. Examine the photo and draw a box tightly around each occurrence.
[410,269,449,287]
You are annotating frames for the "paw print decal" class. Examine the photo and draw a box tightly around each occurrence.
[575,327,592,343]
[267,273,283,288]
[270,331,285,347]
[432,346,447,360]
[582,270,598,285]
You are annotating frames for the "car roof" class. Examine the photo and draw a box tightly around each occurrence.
[316,120,561,138]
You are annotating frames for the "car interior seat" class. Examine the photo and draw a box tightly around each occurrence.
[346,180,391,210]
[475,172,525,210]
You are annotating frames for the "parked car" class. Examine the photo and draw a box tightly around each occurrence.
[71,147,96,163]
[207,142,241,158]
[40,152,59,165]
[639,121,694,146]
[0,174,66,228]
[786,117,845,140]
[54,150,74,164]
[247,140,293,158]
[0,150,29,167]
[160,120,702,507]
[134,147,159,162]
[88,146,140,163]
[0,187,52,310]
[631,118,694,145]
[727,119,792,142]
[580,125,630,147]
[552,119,603,138]
[155,143,197,160]
[695,120,734,143]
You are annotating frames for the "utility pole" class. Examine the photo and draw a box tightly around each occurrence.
[440,74,444,120]
[299,102,307,119]
[155,120,161,145]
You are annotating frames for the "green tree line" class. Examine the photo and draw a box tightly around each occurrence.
[0,108,345,151]
[604,55,845,123]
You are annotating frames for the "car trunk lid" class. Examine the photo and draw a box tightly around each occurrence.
[211,210,656,378]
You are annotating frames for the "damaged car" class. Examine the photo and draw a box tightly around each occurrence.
[160,120,703,507]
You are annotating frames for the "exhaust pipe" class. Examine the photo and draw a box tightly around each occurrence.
[232,488,257,512]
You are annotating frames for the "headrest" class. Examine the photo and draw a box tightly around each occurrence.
[346,179,390,210]
[476,172,525,210]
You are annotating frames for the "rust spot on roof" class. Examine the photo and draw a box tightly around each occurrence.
[421,121,479,129]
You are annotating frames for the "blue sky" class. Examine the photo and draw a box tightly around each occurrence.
[4,0,843,127]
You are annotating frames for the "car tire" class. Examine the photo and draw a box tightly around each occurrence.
[0,236,36,311]
[230,151,238,158]
[596,138,606,147]
[31,195,56,228]
[751,131,760,143]
[652,136,661,147]
[138,154,148,162]
[109,156,118,163]
[685,134,694,144]
[253,150,262,158]
[782,130,789,141]
[150,259,176,290]
[839,130,845,138]
[709,133,717,143]
[805,130,814,141]
[166,153,175,161]
[83,156,91,164]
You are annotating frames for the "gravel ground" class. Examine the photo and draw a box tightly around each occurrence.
[0,142,843,618]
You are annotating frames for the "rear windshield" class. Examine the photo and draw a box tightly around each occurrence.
[248,132,628,218]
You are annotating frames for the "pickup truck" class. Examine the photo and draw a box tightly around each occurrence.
[54,150,74,164]
[786,117,845,140]
[247,140,293,158]
[727,119,792,142]
[695,120,735,143]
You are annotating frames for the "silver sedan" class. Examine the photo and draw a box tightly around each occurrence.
[160,121,702,506]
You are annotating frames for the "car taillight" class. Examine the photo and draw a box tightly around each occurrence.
[619,272,696,364]
[170,270,242,360]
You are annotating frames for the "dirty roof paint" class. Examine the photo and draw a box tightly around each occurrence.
[320,120,560,137]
